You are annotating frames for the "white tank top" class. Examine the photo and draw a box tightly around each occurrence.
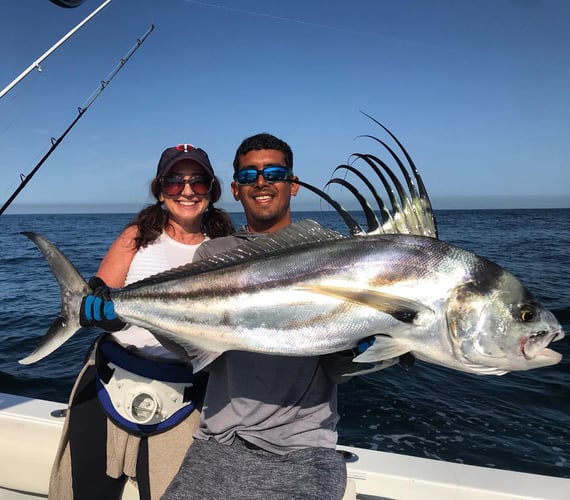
[111,232,206,358]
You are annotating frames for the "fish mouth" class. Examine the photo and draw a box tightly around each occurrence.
[521,329,565,362]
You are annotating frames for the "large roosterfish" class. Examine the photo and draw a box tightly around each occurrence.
[20,115,565,375]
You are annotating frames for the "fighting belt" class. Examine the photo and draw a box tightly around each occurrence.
[95,338,207,436]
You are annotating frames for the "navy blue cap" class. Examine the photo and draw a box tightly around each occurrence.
[157,144,214,176]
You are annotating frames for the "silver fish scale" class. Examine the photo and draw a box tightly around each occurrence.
[111,233,474,357]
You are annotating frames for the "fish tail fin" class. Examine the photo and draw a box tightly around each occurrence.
[19,232,90,365]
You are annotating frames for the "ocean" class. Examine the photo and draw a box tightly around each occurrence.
[1,209,569,479]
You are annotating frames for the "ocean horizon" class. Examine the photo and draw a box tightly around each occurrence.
[3,192,570,215]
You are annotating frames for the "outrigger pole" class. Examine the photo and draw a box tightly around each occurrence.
[0,24,155,216]
[0,0,112,100]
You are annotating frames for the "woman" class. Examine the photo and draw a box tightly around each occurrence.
[49,144,234,500]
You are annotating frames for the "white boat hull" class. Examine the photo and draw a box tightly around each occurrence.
[0,392,567,499]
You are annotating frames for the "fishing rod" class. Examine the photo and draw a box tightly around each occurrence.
[0,24,154,216]
[0,0,112,100]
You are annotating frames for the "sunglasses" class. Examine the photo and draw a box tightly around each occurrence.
[160,174,213,196]
[234,165,292,186]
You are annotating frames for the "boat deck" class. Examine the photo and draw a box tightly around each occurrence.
[1,392,568,499]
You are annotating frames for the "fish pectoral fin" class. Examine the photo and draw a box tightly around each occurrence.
[353,335,410,363]
[302,285,429,323]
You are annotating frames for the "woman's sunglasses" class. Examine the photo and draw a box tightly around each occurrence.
[233,165,292,186]
[160,175,213,196]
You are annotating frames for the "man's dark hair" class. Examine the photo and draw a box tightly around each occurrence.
[233,133,293,172]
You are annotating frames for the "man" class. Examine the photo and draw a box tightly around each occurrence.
[162,133,349,499]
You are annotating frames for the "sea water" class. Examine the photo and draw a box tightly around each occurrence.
[0,209,568,478]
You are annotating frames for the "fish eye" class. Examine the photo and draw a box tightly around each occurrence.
[520,305,536,322]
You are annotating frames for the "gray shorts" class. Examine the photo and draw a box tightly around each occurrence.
[162,437,347,500]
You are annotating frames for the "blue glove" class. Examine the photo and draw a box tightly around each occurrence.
[355,336,376,354]
[354,335,415,368]
[80,277,126,332]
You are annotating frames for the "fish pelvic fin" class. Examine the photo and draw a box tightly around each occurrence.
[189,350,221,373]
[301,285,431,322]
[19,232,89,365]
[149,332,222,374]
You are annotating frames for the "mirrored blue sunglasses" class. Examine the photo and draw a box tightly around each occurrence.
[234,165,292,186]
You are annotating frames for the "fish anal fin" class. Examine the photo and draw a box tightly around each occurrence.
[301,285,429,323]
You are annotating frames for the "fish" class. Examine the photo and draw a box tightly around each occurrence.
[19,116,565,376]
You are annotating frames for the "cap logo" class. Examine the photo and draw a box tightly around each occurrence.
[176,144,196,152]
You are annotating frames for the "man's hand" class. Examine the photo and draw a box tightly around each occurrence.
[80,277,126,332]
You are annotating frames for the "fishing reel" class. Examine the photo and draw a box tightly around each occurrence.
[49,0,86,8]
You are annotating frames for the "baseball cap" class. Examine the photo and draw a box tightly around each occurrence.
[156,144,214,176]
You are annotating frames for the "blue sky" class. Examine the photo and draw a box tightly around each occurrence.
[1,0,569,214]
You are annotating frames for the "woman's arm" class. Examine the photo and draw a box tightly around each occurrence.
[96,225,138,288]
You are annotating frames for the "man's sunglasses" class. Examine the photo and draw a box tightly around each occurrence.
[234,165,292,186]
[160,175,213,196]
